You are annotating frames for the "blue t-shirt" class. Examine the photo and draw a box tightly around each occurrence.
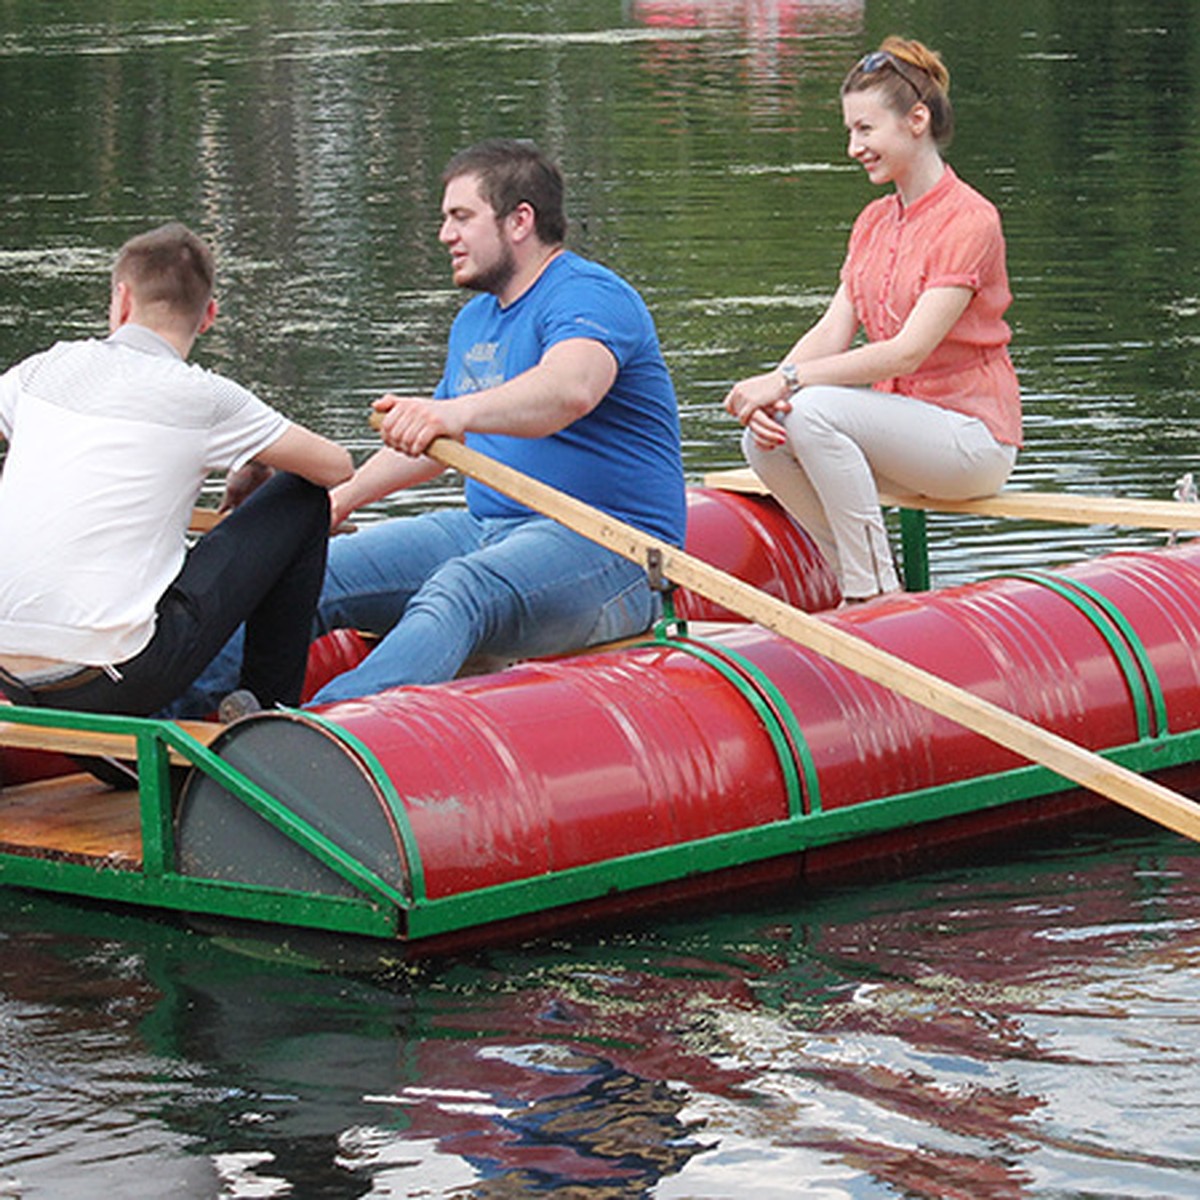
[435,252,687,546]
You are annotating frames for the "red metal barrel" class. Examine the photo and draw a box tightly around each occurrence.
[673,486,839,618]
[304,638,797,899]
[178,538,1200,927]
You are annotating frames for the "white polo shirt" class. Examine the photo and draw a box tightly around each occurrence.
[0,324,288,665]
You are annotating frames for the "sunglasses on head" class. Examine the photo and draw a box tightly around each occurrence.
[855,50,925,102]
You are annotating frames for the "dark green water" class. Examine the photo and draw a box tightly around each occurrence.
[2,2,1200,1196]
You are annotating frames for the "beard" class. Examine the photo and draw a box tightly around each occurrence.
[460,241,517,297]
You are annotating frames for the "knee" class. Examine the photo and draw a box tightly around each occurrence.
[419,555,505,615]
[782,387,835,437]
[786,385,872,440]
[270,472,331,533]
[769,389,865,467]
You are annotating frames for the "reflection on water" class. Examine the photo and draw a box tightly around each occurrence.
[3,0,1200,1195]
[2,821,1198,1197]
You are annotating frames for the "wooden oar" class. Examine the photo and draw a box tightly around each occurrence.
[415,434,1200,843]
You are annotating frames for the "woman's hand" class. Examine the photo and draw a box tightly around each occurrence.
[745,406,790,451]
[725,368,793,448]
[723,369,790,426]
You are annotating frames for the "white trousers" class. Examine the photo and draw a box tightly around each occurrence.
[743,386,1018,599]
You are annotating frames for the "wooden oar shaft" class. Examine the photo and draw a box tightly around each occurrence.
[427,436,1200,843]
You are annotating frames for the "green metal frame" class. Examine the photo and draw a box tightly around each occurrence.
[899,508,932,591]
[4,505,1200,948]
[1003,570,1169,739]
[3,698,1200,945]
[641,619,821,817]
[0,704,403,939]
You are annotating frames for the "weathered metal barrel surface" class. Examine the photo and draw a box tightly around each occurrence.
[177,536,1200,927]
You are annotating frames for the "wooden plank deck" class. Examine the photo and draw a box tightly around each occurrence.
[0,717,222,869]
[703,467,1200,531]
[0,772,141,867]
[0,716,221,763]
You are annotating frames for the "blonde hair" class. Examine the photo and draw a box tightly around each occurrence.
[842,36,954,147]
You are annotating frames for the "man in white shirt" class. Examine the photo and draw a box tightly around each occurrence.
[0,222,351,719]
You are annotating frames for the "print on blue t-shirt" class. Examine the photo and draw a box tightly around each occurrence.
[434,252,687,547]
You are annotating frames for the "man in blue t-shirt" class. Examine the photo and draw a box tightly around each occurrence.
[305,138,686,702]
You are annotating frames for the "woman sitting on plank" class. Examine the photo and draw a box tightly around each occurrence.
[722,36,1021,603]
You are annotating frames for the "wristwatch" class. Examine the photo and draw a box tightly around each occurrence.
[779,362,801,394]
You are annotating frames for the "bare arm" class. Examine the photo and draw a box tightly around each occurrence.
[785,284,862,364]
[336,337,616,525]
[373,337,618,458]
[725,285,973,448]
[723,285,860,429]
[784,285,972,390]
[254,423,353,489]
[328,448,445,528]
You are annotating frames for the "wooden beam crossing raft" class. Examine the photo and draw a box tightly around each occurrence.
[0,715,220,763]
[704,466,1200,531]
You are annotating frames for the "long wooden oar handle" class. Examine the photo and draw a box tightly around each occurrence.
[416,434,1200,844]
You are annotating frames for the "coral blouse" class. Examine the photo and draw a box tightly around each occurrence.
[841,165,1022,447]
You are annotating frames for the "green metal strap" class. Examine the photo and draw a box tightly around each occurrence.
[639,617,821,817]
[1002,570,1168,740]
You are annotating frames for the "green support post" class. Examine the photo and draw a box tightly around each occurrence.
[136,728,174,877]
[898,507,931,591]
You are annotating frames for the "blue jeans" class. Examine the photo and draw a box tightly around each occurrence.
[170,510,661,711]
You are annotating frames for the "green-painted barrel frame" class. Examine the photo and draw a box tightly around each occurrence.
[0,703,403,939]
[3,691,1198,947]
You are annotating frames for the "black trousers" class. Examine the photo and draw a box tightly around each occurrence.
[3,472,329,717]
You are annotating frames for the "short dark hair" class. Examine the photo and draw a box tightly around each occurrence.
[112,222,215,327]
[442,138,567,244]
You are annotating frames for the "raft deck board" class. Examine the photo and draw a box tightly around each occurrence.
[0,717,222,868]
[0,773,141,867]
[0,716,220,763]
[703,467,1200,530]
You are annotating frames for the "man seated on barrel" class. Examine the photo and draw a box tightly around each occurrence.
[181,137,687,709]
[0,222,351,724]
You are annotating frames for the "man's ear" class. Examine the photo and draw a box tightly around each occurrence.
[108,280,134,331]
[196,297,219,336]
[506,201,538,244]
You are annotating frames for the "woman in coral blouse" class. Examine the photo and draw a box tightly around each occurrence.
[723,36,1021,603]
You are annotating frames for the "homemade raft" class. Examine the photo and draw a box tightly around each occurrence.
[4,477,1200,954]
